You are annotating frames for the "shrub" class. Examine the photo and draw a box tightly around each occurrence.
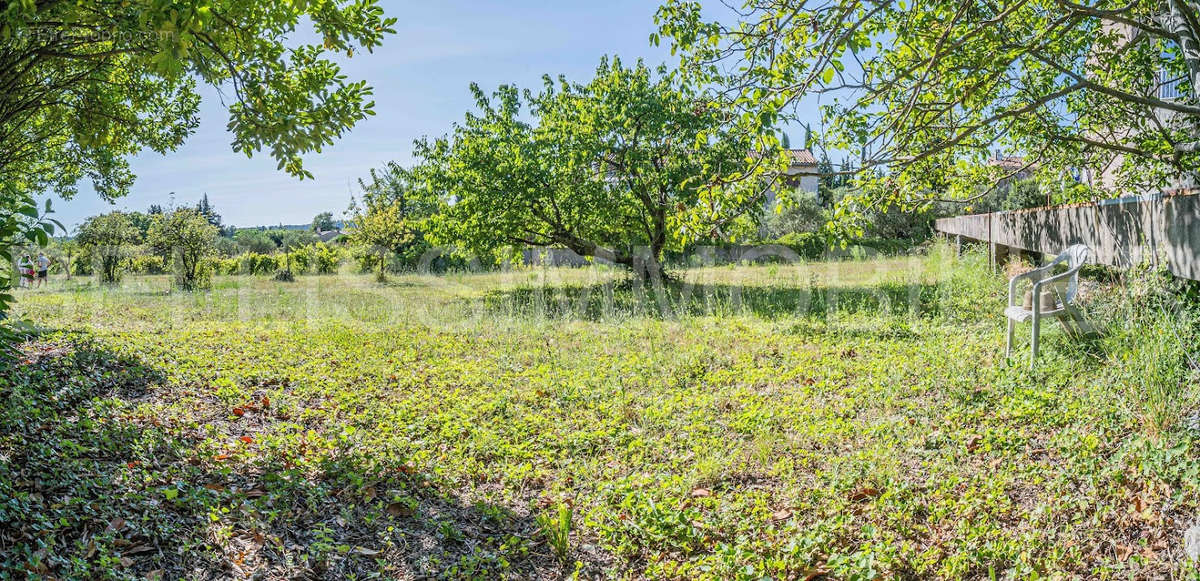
[237,253,279,276]
[765,190,825,239]
[128,254,166,275]
[310,243,342,274]
[147,209,218,291]
[774,231,828,260]
[76,212,139,284]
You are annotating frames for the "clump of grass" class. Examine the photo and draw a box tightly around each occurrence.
[535,502,572,562]
[1100,259,1200,438]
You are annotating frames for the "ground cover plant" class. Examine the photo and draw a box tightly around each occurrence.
[2,244,1200,579]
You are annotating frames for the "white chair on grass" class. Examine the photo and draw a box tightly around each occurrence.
[1005,244,1091,366]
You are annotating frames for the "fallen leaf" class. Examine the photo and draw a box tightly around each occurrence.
[124,544,155,556]
[232,407,245,417]
[119,556,134,568]
[203,483,226,492]
[239,436,253,444]
[801,567,829,580]
[106,517,126,533]
[966,434,982,452]
[690,488,712,498]
[848,487,881,502]
[213,453,231,461]
[386,502,415,517]
[1115,544,1133,561]
[126,461,140,469]
[1132,496,1146,513]
[352,546,383,556]
[146,569,164,580]
[261,395,270,408]
[772,509,793,522]
[245,488,266,498]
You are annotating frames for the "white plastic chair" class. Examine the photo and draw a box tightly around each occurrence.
[1005,244,1091,366]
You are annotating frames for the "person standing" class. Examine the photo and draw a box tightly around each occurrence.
[35,252,51,288]
[17,254,33,289]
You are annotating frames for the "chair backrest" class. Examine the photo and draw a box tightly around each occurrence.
[1055,244,1090,304]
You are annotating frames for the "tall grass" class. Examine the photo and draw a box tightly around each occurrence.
[1096,259,1200,437]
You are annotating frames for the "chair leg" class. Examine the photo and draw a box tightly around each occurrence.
[1057,314,1079,339]
[1006,319,1015,358]
[1030,314,1041,367]
[1068,306,1095,338]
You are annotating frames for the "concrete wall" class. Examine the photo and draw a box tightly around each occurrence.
[935,193,1200,280]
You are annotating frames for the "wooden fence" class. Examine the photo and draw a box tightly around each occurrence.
[934,193,1200,280]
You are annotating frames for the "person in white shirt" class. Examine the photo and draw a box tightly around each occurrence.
[17,255,31,288]
[35,252,51,288]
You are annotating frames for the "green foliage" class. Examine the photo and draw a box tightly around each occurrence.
[348,163,433,280]
[234,229,277,254]
[302,242,343,275]
[765,190,825,240]
[312,212,336,232]
[773,231,829,260]
[535,502,572,562]
[147,208,218,291]
[655,0,1199,218]
[1000,179,1048,212]
[195,194,222,229]
[237,253,281,276]
[0,0,395,321]
[76,212,139,284]
[412,57,767,278]
[825,187,935,241]
[0,194,62,328]
[0,0,395,198]
[128,254,167,275]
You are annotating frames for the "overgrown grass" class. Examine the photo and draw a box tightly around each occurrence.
[2,243,1199,579]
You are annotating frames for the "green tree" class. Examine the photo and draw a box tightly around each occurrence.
[195,194,222,229]
[76,212,139,284]
[817,153,836,193]
[1,196,61,315]
[656,0,1200,221]
[312,212,336,232]
[311,212,336,232]
[148,209,218,291]
[349,197,414,282]
[234,229,276,254]
[0,0,395,313]
[414,57,766,280]
[126,211,154,243]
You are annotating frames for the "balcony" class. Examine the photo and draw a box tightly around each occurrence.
[1158,73,1188,101]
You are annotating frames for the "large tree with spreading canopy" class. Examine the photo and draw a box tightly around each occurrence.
[412,57,773,280]
[655,0,1200,229]
[0,0,395,313]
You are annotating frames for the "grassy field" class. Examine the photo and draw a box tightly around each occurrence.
[2,245,1199,579]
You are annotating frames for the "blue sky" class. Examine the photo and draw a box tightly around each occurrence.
[55,1,813,230]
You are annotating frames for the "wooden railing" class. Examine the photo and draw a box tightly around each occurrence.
[935,193,1200,281]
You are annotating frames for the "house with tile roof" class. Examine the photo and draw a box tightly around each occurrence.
[765,148,820,208]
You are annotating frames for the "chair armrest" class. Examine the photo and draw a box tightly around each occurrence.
[1034,265,1081,288]
[1032,265,1083,305]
